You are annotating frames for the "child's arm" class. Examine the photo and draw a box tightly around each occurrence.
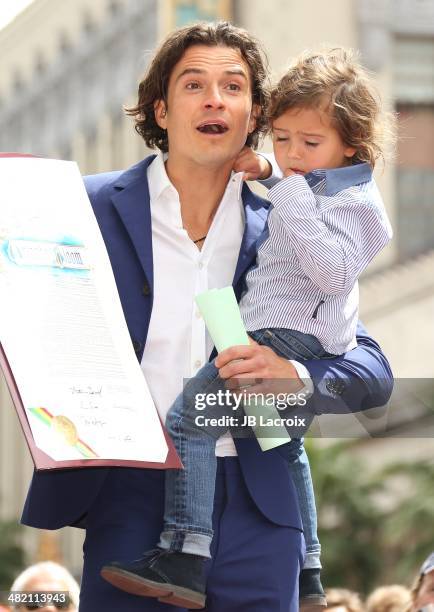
[232,149,286,188]
[256,153,283,189]
[269,174,392,295]
[233,147,280,185]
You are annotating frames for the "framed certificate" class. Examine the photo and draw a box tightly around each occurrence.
[0,154,181,471]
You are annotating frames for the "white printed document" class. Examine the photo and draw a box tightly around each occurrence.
[0,156,169,465]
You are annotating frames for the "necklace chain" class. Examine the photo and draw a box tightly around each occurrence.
[193,235,207,244]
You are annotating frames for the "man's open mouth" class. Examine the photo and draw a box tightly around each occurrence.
[197,122,229,135]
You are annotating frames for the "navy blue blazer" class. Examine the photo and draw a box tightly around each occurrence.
[21,155,393,532]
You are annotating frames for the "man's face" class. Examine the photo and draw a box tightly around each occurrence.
[155,44,257,168]
[272,106,356,176]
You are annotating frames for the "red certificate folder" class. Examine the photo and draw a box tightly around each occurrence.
[0,153,181,471]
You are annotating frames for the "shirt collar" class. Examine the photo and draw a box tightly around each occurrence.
[228,171,245,202]
[305,162,372,196]
[148,151,176,202]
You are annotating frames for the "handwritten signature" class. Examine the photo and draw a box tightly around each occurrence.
[70,385,103,396]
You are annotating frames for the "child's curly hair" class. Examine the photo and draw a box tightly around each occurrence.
[268,47,396,167]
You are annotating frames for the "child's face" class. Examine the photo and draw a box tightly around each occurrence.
[272,106,356,176]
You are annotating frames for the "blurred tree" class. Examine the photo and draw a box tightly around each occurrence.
[379,458,434,584]
[307,440,385,593]
[306,439,434,594]
[0,520,25,590]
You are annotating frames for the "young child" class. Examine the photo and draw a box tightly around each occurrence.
[102,48,395,609]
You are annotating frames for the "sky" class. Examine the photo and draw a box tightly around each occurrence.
[0,0,35,31]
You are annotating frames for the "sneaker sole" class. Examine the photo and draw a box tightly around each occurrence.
[101,566,206,609]
[299,595,328,610]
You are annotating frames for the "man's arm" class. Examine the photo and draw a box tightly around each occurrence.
[302,321,393,415]
[216,321,393,416]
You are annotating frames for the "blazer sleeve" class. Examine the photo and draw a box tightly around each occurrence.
[301,321,393,416]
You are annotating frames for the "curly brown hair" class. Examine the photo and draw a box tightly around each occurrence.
[326,588,364,612]
[125,21,270,152]
[268,48,396,168]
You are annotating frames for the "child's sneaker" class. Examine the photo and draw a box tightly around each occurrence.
[299,567,327,610]
[101,548,206,609]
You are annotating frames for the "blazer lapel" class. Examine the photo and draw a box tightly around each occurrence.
[233,183,269,290]
[111,156,156,292]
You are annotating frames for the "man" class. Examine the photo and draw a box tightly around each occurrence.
[21,22,393,612]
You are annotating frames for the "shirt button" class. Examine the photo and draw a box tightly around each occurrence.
[132,339,142,354]
[195,310,202,319]
[194,360,202,368]
[142,281,151,296]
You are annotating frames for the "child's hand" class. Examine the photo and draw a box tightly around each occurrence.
[233,147,272,181]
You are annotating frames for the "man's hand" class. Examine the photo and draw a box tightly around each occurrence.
[214,339,305,398]
[233,146,272,181]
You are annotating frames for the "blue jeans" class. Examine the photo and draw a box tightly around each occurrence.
[160,328,335,569]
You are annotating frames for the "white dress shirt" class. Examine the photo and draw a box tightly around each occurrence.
[140,153,245,456]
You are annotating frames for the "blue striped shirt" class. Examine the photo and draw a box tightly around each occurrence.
[239,162,392,354]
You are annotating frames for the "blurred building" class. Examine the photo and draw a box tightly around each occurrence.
[0,0,433,576]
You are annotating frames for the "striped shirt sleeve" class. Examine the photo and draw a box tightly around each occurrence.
[257,152,282,189]
[268,174,393,295]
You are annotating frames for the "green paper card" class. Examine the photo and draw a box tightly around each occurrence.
[195,287,290,450]
[195,287,249,352]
